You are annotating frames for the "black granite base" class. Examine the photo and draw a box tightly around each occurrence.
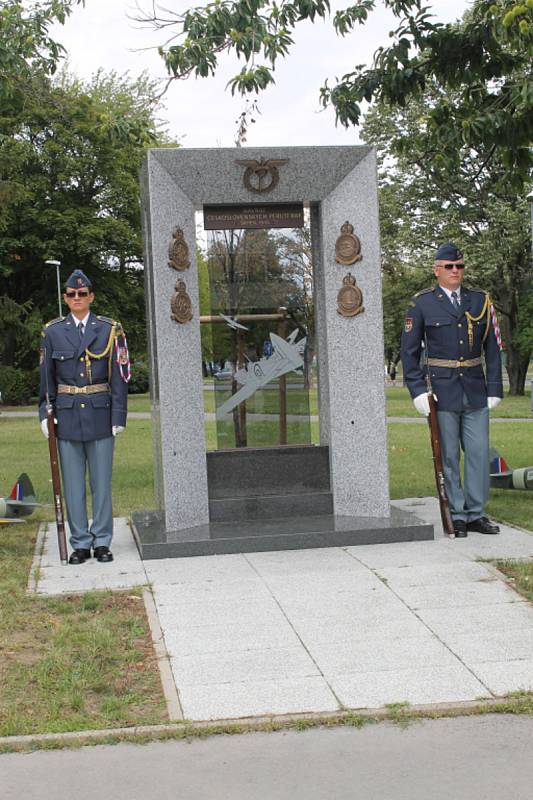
[131,506,434,559]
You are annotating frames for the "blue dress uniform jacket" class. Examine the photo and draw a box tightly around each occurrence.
[39,312,128,441]
[400,286,503,413]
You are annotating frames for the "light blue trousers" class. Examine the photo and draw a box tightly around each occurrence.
[58,437,115,550]
[437,397,489,522]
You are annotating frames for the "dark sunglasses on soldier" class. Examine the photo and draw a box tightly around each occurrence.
[440,263,465,270]
[65,289,90,297]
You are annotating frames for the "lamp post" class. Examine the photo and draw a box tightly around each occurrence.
[527,192,533,257]
[44,260,62,319]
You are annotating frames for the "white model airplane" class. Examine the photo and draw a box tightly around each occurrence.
[219,314,249,331]
[0,474,44,525]
[216,330,306,419]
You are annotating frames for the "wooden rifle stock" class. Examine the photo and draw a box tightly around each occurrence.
[427,393,455,538]
[46,406,68,564]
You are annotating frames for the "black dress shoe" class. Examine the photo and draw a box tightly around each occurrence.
[453,520,468,538]
[467,517,500,535]
[68,548,91,565]
[93,546,114,563]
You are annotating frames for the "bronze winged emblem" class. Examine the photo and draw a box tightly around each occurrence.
[235,157,289,194]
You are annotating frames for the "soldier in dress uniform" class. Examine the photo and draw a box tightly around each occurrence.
[39,270,130,564]
[400,244,503,538]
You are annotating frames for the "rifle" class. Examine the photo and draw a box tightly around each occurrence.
[44,348,68,564]
[426,384,455,539]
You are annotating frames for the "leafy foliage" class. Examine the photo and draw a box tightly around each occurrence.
[362,85,532,393]
[0,69,168,369]
[142,0,533,183]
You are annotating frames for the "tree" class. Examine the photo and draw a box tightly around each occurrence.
[362,87,532,394]
[0,68,169,371]
[0,0,84,110]
[140,0,532,184]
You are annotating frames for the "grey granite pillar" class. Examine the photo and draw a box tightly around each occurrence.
[141,155,209,531]
[314,150,390,517]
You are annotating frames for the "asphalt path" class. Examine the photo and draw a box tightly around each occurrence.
[2,715,533,800]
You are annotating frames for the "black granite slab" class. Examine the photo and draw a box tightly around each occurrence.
[131,506,434,559]
[207,445,330,499]
[209,491,334,522]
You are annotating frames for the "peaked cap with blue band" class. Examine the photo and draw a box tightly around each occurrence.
[65,269,92,290]
[435,243,463,262]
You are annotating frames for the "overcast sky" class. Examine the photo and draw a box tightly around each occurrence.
[52,0,471,147]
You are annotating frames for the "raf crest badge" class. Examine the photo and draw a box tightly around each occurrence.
[168,227,190,271]
[335,222,362,266]
[171,280,193,324]
[235,157,289,194]
[337,273,364,318]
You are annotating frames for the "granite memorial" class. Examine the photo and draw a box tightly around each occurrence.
[134,146,433,557]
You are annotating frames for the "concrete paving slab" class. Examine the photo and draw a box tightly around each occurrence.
[346,541,470,568]
[468,660,533,695]
[375,561,495,586]
[162,619,302,657]
[307,634,460,676]
[416,602,533,637]
[153,596,288,629]
[178,675,339,720]
[445,629,533,663]
[287,613,428,645]
[329,665,490,708]
[144,553,257,584]
[169,645,320,687]
[245,547,369,576]
[36,518,147,595]
[391,579,525,610]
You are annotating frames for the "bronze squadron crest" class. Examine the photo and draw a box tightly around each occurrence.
[337,273,364,318]
[168,227,190,271]
[335,222,362,266]
[235,157,289,194]
[170,280,193,324]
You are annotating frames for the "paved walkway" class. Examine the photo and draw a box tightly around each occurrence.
[3,716,533,800]
[32,499,533,722]
[3,410,533,423]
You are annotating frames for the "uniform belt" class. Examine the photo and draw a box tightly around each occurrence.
[427,357,482,369]
[57,383,110,395]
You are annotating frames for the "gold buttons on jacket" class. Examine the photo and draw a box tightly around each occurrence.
[80,403,86,408]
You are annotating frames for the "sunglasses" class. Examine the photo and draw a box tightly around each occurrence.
[439,263,465,270]
[65,289,90,298]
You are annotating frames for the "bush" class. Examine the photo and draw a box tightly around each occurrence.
[0,366,35,405]
[128,361,150,394]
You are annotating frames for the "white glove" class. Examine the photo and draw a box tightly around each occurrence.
[112,425,125,436]
[40,417,57,438]
[487,397,501,410]
[413,393,431,417]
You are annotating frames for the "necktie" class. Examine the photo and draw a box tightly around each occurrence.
[79,323,84,340]
[451,291,460,312]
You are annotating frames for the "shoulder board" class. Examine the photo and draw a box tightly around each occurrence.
[96,315,116,325]
[466,287,487,296]
[44,316,65,328]
[413,287,434,298]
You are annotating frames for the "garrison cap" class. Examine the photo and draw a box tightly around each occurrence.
[65,269,92,289]
[435,243,463,262]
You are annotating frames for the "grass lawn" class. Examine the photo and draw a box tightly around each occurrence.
[0,416,531,738]
[5,386,531,418]
[496,561,533,602]
[0,522,167,737]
